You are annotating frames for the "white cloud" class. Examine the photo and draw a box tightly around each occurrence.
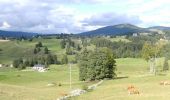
[0,0,169,33]
[0,21,11,29]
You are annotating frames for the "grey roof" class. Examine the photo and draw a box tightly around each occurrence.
[33,64,45,67]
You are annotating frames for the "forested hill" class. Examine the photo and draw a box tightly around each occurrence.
[0,30,38,38]
[148,26,170,31]
[79,24,151,36]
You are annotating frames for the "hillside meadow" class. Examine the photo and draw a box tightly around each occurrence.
[0,38,65,64]
[0,58,169,100]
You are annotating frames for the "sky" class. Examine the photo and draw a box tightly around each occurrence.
[0,0,169,33]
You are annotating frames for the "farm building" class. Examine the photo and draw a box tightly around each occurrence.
[32,64,47,72]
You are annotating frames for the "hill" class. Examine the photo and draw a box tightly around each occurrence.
[79,24,151,36]
[0,30,38,38]
[148,26,170,31]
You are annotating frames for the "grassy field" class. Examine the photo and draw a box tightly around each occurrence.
[0,58,169,100]
[0,38,66,64]
[1,38,170,100]
[0,64,81,100]
[75,58,170,100]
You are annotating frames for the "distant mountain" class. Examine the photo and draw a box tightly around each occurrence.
[79,24,151,36]
[148,26,170,31]
[0,30,38,38]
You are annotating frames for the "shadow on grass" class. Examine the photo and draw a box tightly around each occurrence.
[114,76,129,80]
[157,73,167,76]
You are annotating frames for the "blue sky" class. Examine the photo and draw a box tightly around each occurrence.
[0,0,169,33]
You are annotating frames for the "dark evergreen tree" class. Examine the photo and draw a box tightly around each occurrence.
[44,47,49,54]
[35,42,43,48]
[33,48,37,54]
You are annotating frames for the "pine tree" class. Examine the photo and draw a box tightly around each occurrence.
[44,47,49,54]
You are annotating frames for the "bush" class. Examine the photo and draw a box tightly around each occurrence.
[58,83,62,87]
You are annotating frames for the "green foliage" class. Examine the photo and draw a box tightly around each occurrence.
[163,57,169,71]
[161,43,170,59]
[79,48,89,81]
[13,58,26,69]
[75,44,81,51]
[61,54,68,64]
[141,42,161,61]
[65,44,73,55]
[91,37,143,58]
[60,39,66,49]
[79,48,116,81]
[44,46,49,54]
[33,42,43,54]
[82,38,89,47]
[35,42,43,48]
[13,58,23,68]
[13,54,58,68]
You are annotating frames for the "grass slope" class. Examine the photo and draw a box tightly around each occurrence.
[0,64,81,100]
[75,58,170,100]
[0,38,65,64]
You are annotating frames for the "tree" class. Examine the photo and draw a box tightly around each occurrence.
[66,44,73,55]
[44,47,49,54]
[46,54,54,64]
[13,59,20,68]
[37,47,41,52]
[38,42,43,47]
[76,44,81,51]
[61,54,68,64]
[35,42,43,48]
[13,58,24,69]
[141,42,161,74]
[79,48,89,81]
[33,48,37,54]
[52,55,58,64]
[24,59,29,66]
[163,57,169,71]
[60,39,66,49]
[79,48,116,81]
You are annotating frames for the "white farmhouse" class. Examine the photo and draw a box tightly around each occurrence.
[32,64,46,72]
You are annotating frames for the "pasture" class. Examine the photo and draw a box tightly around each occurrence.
[75,58,170,100]
[0,64,81,100]
[0,58,170,100]
[0,38,66,64]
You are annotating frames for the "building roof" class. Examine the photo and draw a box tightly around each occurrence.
[33,64,45,67]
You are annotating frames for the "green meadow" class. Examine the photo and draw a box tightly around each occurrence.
[0,58,169,100]
[0,37,170,100]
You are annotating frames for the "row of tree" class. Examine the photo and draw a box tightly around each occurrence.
[60,38,81,55]
[33,42,49,54]
[13,54,58,69]
[91,37,143,58]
